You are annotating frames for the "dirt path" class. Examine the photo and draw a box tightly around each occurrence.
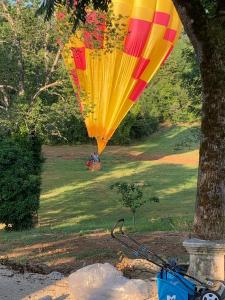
[0,232,188,299]
[1,232,189,276]
[43,145,198,166]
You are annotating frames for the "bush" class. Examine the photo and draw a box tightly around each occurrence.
[130,113,159,140]
[110,182,159,227]
[0,134,43,230]
[45,111,159,146]
[111,112,159,145]
[46,114,89,145]
[111,113,135,145]
[173,126,200,151]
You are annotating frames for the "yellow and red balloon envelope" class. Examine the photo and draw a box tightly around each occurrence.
[62,0,182,154]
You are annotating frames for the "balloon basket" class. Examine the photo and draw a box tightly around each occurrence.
[87,162,101,171]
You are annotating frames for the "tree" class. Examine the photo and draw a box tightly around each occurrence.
[0,0,79,138]
[171,0,225,239]
[0,1,77,228]
[36,0,111,30]
[0,134,43,230]
[111,182,159,227]
[1,1,158,144]
[38,0,225,239]
[140,34,201,123]
[0,1,60,110]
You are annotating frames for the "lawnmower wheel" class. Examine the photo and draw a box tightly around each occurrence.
[200,291,222,300]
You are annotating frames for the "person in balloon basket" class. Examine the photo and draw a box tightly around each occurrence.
[93,152,100,163]
[86,152,100,168]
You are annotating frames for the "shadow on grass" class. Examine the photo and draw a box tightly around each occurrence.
[0,230,189,275]
[0,127,200,299]
[1,161,197,244]
[39,161,197,232]
[129,125,200,158]
[42,125,200,169]
[0,149,197,279]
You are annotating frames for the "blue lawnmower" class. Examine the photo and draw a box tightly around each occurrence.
[111,219,225,300]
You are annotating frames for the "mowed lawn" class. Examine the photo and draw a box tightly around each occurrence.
[0,125,199,269]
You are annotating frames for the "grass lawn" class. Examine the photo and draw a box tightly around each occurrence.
[0,124,199,271]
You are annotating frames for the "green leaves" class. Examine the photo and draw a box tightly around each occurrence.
[36,0,111,30]
[0,1,83,141]
[141,33,201,123]
[200,0,217,17]
[110,182,159,226]
[36,0,61,21]
[0,135,43,230]
[111,182,144,210]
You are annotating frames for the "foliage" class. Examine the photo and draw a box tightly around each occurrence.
[0,1,201,146]
[111,182,159,226]
[36,0,111,30]
[111,112,159,145]
[0,134,43,231]
[139,33,201,123]
[0,0,81,140]
[130,113,159,140]
[36,0,222,27]
[173,126,200,151]
[200,0,218,16]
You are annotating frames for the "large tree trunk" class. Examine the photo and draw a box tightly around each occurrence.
[172,0,225,240]
[194,26,225,239]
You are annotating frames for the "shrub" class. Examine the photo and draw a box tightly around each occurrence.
[110,182,159,227]
[47,114,89,145]
[111,112,159,145]
[130,113,159,140]
[0,134,43,230]
[173,126,200,151]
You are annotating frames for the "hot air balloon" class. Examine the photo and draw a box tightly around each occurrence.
[61,0,182,154]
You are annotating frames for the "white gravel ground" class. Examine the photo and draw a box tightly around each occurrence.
[0,264,158,300]
[0,264,73,300]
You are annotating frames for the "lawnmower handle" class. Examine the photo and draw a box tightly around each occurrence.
[111,218,125,238]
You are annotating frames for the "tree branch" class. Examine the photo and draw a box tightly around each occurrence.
[0,3,15,29]
[48,91,66,102]
[0,85,17,110]
[31,80,63,103]
[0,85,17,92]
[172,0,209,63]
[44,23,50,74]
[45,47,61,85]
[0,86,10,110]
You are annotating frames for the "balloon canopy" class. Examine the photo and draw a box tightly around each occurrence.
[62,0,182,154]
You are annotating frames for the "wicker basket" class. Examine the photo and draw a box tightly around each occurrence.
[88,162,101,171]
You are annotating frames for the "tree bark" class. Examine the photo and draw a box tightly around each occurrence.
[194,23,225,239]
[173,0,225,239]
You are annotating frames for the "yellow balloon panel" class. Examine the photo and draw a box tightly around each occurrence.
[62,0,182,154]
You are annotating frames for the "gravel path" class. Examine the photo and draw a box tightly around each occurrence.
[0,263,158,300]
[0,265,73,300]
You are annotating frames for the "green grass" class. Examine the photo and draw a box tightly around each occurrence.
[131,124,200,155]
[0,125,199,248]
[39,159,197,231]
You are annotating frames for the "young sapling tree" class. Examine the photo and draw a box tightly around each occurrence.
[111,182,159,227]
